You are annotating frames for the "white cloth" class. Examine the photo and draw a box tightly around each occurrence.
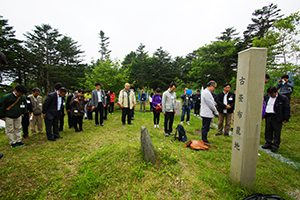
[57,92,62,111]
[200,88,218,118]
[266,95,277,113]
[97,90,102,102]
[223,92,228,113]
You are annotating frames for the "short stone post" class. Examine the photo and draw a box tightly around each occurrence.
[176,100,181,116]
[230,47,267,188]
[141,127,156,165]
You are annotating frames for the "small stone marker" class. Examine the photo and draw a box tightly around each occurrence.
[176,100,181,116]
[230,47,267,188]
[141,127,156,165]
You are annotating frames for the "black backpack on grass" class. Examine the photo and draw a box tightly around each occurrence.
[242,193,284,200]
[174,124,187,142]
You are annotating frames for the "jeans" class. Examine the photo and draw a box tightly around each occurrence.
[181,105,191,122]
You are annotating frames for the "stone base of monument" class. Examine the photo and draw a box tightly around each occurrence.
[141,127,156,165]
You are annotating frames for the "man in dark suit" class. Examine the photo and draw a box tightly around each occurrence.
[42,87,67,141]
[215,82,235,136]
[262,87,290,152]
[54,83,65,132]
[91,83,106,126]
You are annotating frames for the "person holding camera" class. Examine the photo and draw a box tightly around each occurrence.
[276,75,294,102]
[70,89,87,132]
[180,87,193,125]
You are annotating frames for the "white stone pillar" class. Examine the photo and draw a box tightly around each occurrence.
[230,47,267,188]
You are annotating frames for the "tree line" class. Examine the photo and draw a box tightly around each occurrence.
[0,3,299,95]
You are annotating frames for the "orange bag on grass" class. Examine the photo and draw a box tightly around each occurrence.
[184,140,216,150]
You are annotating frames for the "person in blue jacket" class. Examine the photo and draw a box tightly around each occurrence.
[138,88,147,113]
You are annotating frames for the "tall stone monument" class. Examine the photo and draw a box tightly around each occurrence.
[230,47,267,188]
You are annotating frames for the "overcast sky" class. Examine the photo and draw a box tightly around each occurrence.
[1,0,299,64]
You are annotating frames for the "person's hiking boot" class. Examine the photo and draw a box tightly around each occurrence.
[271,148,278,152]
[11,143,18,148]
[224,133,229,137]
[157,125,159,128]
[164,133,169,137]
[154,125,157,128]
[16,142,25,147]
[180,121,184,125]
[215,133,222,136]
[261,144,272,149]
[169,132,175,136]
[23,135,30,139]
[187,121,190,125]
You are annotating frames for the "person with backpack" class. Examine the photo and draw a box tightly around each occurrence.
[138,88,147,113]
[0,85,28,148]
[152,88,162,128]
[162,83,177,137]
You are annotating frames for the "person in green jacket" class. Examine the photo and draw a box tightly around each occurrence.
[0,85,28,148]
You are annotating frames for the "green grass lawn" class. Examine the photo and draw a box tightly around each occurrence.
[0,101,299,200]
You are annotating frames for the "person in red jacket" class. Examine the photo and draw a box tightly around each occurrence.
[109,91,115,114]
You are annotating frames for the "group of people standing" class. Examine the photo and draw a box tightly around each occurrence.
[147,76,292,153]
[0,78,118,147]
[0,50,294,155]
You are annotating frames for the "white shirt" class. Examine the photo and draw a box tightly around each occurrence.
[97,90,102,102]
[57,92,62,111]
[266,95,278,114]
[223,91,228,113]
